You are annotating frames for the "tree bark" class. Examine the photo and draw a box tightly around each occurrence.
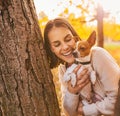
[0,0,60,116]
[114,80,120,116]
[96,3,104,48]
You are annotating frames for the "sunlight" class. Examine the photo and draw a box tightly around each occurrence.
[34,0,120,24]
[34,0,69,19]
[94,0,120,24]
[95,0,120,12]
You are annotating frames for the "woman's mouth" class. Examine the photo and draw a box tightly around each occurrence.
[62,51,73,57]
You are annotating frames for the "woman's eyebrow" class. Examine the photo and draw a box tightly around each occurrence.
[51,40,59,44]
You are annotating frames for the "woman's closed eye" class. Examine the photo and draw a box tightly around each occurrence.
[52,41,61,47]
[65,35,73,42]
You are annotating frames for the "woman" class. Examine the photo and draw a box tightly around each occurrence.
[43,17,120,116]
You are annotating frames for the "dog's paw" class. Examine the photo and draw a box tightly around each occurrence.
[90,71,96,84]
[70,72,77,87]
[63,75,71,83]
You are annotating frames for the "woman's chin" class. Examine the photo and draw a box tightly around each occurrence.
[65,58,74,64]
[61,55,74,64]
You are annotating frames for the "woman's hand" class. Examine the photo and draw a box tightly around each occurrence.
[67,64,90,94]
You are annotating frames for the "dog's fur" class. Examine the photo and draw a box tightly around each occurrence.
[63,31,96,105]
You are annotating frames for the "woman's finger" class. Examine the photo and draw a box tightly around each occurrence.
[73,64,81,74]
[78,78,90,89]
[77,73,90,85]
[67,82,79,94]
[77,68,88,80]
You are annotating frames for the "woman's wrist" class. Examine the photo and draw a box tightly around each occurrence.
[67,86,79,95]
[78,102,85,115]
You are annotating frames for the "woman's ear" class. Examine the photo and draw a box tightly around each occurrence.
[50,46,54,52]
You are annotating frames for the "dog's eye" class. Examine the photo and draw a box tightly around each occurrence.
[79,46,85,51]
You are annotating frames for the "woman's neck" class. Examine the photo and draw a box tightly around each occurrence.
[65,62,74,68]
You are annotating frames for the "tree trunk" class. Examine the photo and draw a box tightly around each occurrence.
[97,3,104,48]
[114,80,120,116]
[0,0,60,116]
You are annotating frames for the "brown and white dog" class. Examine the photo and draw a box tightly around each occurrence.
[63,31,96,105]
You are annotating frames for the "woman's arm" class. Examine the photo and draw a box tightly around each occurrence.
[58,64,90,116]
[58,64,79,116]
[81,47,120,116]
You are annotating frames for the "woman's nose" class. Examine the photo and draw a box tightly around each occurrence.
[62,43,69,50]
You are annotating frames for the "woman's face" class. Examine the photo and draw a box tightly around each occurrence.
[48,27,76,65]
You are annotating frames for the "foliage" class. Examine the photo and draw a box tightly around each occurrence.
[105,42,120,65]
[38,15,120,42]
[38,14,48,34]
[104,22,120,41]
[67,14,96,39]
[37,0,120,42]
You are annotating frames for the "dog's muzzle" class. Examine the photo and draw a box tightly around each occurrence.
[73,51,78,58]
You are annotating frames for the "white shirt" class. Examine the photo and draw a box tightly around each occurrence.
[58,47,120,116]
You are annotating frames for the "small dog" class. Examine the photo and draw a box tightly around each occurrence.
[63,31,96,105]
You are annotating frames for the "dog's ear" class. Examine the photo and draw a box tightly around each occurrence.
[87,31,96,46]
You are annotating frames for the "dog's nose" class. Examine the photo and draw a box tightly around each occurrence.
[73,51,78,58]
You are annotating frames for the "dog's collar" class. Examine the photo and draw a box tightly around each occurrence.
[74,60,91,65]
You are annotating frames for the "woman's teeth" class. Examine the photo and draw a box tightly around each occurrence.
[63,51,72,56]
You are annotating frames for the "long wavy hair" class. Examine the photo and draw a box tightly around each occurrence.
[44,17,80,69]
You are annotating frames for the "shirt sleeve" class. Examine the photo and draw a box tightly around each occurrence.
[58,64,80,116]
[83,47,120,116]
